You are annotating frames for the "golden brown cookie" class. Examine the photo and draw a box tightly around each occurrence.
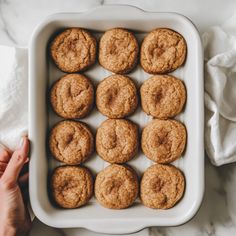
[96,75,138,118]
[140,28,187,74]
[50,28,97,73]
[140,164,185,209]
[96,119,138,163]
[140,75,186,119]
[141,119,186,164]
[95,164,139,209]
[50,74,94,119]
[51,165,93,208]
[49,121,94,165]
[99,28,139,74]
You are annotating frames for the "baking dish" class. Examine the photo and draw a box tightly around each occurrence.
[29,5,204,234]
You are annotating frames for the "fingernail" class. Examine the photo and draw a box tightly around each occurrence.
[19,137,25,148]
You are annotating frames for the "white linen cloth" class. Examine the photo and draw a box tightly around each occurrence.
[204,12,236,166]
[0,46,28,151]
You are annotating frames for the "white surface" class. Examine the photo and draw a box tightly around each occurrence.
[0,46,28,150]
[204,13,236,166]
[1,0,236,236]
[29,6,204,234]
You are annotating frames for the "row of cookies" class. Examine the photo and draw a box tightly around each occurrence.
[49,119,186,165]
[51,163,185,210]
[50,27,187,75]
[50,73,186,120]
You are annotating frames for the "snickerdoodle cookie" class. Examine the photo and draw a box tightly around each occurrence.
[96,75,138,118]
[49,121,94,165]
[50,28,97,73]
[95,164,139,209]
[51,166,93,208]
[96,119,138,163]
[140,28,187,74]
[140,164,185,209]
[140,75,186,119]
[50,74,94,119]
[141,119,186,164]
[99,28,139,74]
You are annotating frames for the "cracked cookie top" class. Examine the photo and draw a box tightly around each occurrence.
[51,165,94,208]
[50,28,97,73]
[96,119,138,163]
[140,164,185,209]
[99,28,139,74]
[140,75,186,119]
[141,119,186,164]
[50,73,94,119]
[96,75,138,118]
[140,28,187,74]
[95,164,139,209]
[49,120,94,165]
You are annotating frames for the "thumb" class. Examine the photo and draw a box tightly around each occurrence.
[1,137,29,190]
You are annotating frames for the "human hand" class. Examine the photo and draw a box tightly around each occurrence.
[0,137,31,236]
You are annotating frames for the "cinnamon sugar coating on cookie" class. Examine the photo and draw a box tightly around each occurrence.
[51,28,97,73]
[141,119,186,164]
[99,28,139,74]
[140,75,186,119]
[96,119,138,163]
[140,164,185,209]
[140,28,187,74]
[96,75,138,118]
[50,74,94,119]
[95,164,139,209]
[51,166,93,208]
[49,121,94,165]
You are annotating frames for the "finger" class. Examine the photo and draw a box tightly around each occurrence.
[1,137,29,188]
[17,136,30,156]
[0,162,7,171]
[0,148,11,163]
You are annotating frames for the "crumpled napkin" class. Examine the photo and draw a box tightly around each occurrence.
[203,12,236,166]
[0,46,28,151]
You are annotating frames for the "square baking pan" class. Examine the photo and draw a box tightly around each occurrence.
[29,5,204,234]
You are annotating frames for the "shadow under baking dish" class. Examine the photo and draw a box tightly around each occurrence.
[29,5,204,234]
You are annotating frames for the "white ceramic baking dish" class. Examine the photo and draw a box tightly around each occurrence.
[29,5,204,234]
